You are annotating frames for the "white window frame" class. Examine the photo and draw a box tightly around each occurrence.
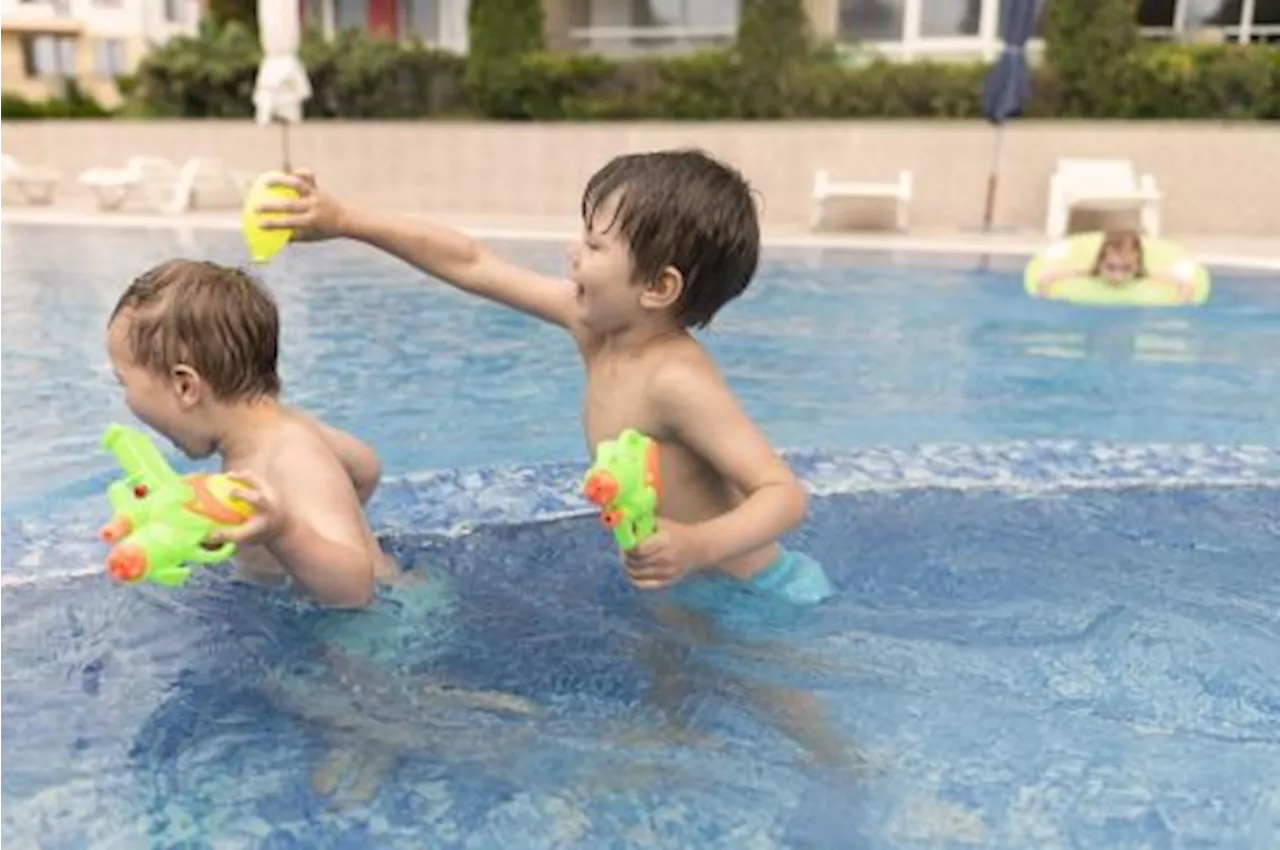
[836,0,1274,61]
[567,1,738,56]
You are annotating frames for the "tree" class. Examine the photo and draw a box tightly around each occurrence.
[1044,0,1142,116]
[207,0,257,31]
[466,0,545,118]
[735,0,813,117]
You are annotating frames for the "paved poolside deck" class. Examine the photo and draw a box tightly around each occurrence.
[4,204,1279,272]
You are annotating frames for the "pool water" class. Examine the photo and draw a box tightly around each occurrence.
[3,223,1279,848]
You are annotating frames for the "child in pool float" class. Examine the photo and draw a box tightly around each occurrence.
[1035,228,1196,301]
[106,259,396,607]
[254,150,834,608]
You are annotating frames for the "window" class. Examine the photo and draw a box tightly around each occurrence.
[334,0,369,32]
[401,0,440,43]
[569,0,738,55]
[838,0,905,42]
[1139,0,1177,26]
[163,0,184,23]
[920,0,981,38]
[94,38,128,77]
[1183,0,1241,28]
[20,34,77,78]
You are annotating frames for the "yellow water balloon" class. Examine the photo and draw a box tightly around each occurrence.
[241,172,299,264]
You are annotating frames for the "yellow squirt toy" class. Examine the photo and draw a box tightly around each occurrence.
[241,172,299,264]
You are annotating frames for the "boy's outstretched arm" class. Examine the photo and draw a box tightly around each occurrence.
[647,360,808,575]
[261,172,581,331]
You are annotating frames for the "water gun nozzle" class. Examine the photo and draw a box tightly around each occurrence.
[99,516,133,543]
[106,546,148,583]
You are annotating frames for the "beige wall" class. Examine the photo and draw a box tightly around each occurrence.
[2,120,1278,237]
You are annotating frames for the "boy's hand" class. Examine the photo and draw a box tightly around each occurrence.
[205,471,288,547]
[256,170,347,241]
[623,519,705,590]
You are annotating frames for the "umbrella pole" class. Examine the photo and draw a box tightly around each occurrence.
[982,123,1005,232]
[280,121,291,173]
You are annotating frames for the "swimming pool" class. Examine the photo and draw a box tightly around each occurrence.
[3,222,1278,848]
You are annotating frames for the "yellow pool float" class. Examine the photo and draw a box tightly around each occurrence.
[1024,232,1211,307]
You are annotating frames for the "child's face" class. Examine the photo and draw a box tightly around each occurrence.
[1098,246,1140,286]
[106,314,217,459]
[567,193,649,332]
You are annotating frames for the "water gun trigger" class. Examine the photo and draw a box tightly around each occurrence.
[190,539,237,563]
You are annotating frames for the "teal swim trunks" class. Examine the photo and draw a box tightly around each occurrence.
[666,546,835,614]
[744,547,835,606]
[313,573,457,671]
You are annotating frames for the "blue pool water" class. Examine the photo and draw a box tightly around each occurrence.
[2,222,1279,848]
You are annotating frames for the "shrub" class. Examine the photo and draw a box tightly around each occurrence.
[126,20,466,119]
[0,81,112,120]
[111,16,1280,122]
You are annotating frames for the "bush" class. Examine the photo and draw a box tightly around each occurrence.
[111,16,1280,122]
[127,19,466,119]
[0,81,112,119]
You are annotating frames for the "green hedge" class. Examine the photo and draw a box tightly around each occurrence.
[0,82,111,120]
[108,20,467,119]
[4,20,1275,121]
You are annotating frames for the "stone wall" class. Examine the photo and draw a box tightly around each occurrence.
[3,120,1277,237]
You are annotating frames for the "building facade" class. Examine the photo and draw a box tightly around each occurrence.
[299,0,469,51]
[0,0,200,106]
[302,0,1280,58]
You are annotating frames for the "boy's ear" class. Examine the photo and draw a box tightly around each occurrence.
[170,364,204,409]
[641,265,684,313]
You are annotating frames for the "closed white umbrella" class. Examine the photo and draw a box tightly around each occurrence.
[252,0,312,171]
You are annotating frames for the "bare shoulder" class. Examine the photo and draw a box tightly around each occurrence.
[646,336,727,400]
[264,420,356,492]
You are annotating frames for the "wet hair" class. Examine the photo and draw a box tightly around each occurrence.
[110,259,281,401]
[581,149,760,328]
[1092,228,1147,278]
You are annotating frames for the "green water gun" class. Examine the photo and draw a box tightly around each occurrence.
[98,424,255,586]
[581,429,662,551]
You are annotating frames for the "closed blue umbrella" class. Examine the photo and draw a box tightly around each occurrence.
[980,0,1039,230]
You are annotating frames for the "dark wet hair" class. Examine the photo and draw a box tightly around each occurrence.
[111,259,281,401]
[581,149,760,328]
[1092,228,1147,278]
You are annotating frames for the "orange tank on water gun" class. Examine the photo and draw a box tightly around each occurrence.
[98,424,256,586]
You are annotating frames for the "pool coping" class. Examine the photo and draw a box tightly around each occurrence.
[4,207,1279,273]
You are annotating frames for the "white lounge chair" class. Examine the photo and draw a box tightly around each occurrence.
[811,169,912,232]
[1044,158,1163,238]
[79,156,252,213]
[1,154,61,205]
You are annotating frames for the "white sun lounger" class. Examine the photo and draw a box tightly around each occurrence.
[79,156,253,213]
[1045,158,1163,238]
[1,154,62,205]
[811,169,912,232]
